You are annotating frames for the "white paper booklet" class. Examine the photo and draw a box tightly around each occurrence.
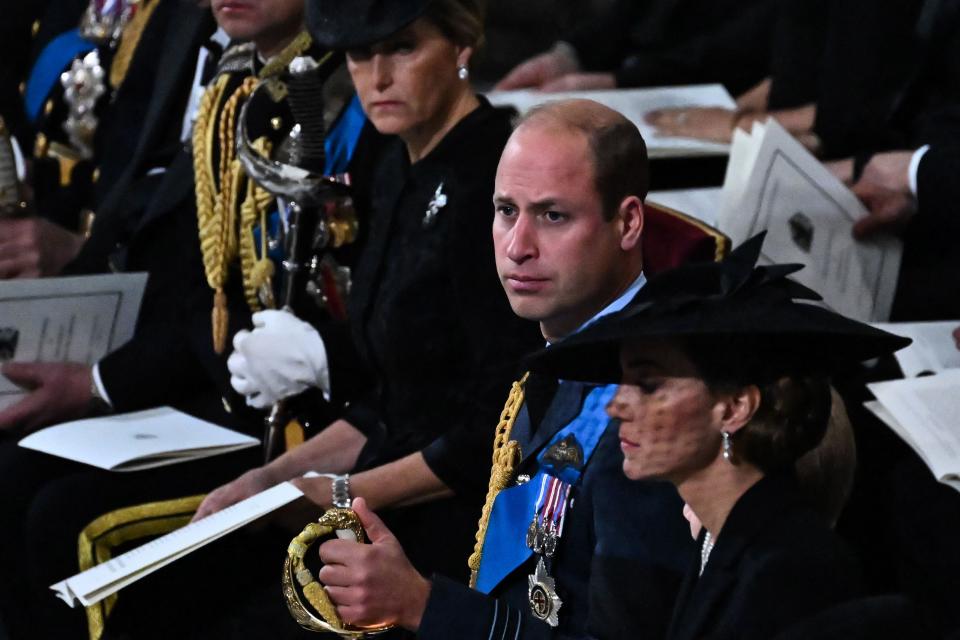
[648,187,723,227]
[717,119,902,322]
[871,321,960,377]
[19,407,259,471]
[486,84,736,158]
[51,480,306,607]
[0,272,146,409]
[866,370,960,492]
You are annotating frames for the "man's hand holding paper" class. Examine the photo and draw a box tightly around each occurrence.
[850,151,918,239]
[0,217,85,279]
[0,362,93,432]
[192,466,278,522]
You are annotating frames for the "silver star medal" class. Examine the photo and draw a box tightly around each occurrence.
[423,182,447,227]
[528,556,562,627]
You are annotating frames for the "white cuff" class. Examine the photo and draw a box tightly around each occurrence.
[908,145,930,198]
[91,362,114,408]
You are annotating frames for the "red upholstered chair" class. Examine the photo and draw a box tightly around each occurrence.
[642,201,730,275]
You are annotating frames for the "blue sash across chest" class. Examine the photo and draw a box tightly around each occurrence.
[26,29,98,123]
[475,384,617,594]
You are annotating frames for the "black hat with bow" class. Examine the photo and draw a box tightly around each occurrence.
[526,233,911,384]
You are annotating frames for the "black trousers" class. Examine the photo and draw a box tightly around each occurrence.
[0,437,262,639]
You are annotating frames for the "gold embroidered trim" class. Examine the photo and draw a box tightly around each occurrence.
[259,30,313,79]
[645,201,731,262]
[468,373,529,588]
[238,137,276,309]
[78,495,205,640]
[192,32,320,352]
[109,0,160,90]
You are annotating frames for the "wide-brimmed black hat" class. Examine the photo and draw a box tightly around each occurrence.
[526,233,911,384]
[306,0,433,50]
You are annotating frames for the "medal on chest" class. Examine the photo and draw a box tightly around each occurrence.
[525,474,571,627]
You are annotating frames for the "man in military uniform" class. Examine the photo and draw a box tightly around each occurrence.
[0,0,202,280]
[290,100,694,639]
[0,1,374,636]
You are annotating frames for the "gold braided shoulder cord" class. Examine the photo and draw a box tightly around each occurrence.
[193,73,229,349]
[194,31,320,353]
[193,75,257,353]
[468,373,530,588]
[238,137,276,310]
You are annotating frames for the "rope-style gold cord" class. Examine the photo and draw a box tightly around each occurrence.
[193,32,316,352]
[238,137,276,309]
[193,73,230,352]
[468,373,529,588]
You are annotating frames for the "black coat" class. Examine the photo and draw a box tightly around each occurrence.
[887,135,960,321]
[666,473,862,640]
[335,98,544,478]
[814,0,960,159]
[418,378,693,640]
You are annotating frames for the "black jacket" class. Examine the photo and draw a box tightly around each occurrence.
[666,473,862,640]
[336,98,544,479]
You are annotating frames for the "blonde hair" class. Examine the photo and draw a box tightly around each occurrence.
[425,0,487,50]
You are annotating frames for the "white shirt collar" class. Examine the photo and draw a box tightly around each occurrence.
[547,271,646,346]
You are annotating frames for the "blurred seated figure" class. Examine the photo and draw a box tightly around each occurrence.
[494,0,776,96]
[0,0,379,636]
[527,234,909,640]
[646,0,960,164]
[0,0,206,279]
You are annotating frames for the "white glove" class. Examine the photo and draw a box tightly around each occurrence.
[228,309,330,408]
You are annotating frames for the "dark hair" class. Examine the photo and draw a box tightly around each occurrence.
[517,100,649,219]
[684,337,832,473]
[590,120,649,219]
[423,0,486,50]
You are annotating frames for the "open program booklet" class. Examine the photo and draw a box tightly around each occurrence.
[718,119,901,322]
[19,407,259,471]
[866,369,960,492]
[0,272,146,410]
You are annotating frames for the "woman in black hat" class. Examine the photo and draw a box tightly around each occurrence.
[528,235,911,640]
[201,0,543,577]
